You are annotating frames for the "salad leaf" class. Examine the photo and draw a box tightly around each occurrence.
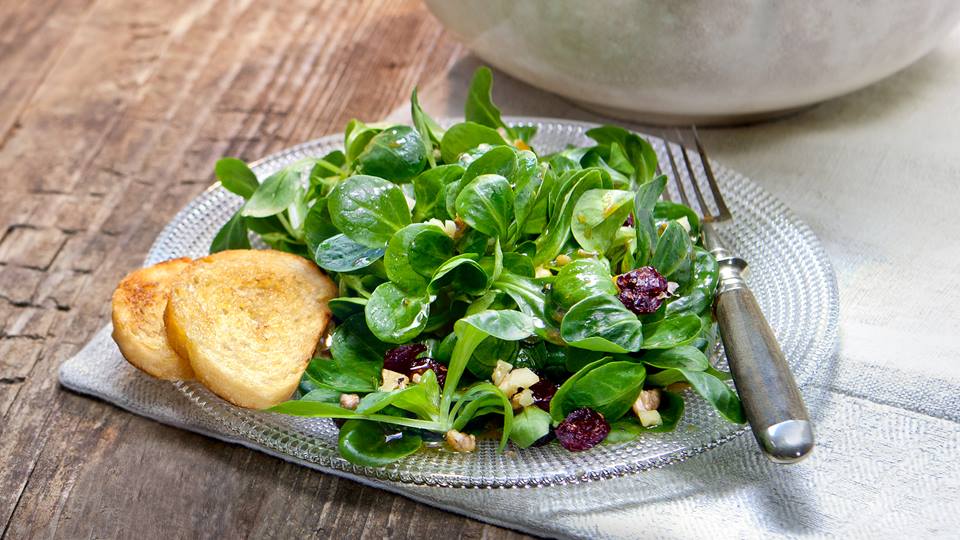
[356,125,427,182]
[560,295,645,353]
[215,157,259,199]
[510,406,552,448]
[314,233,385,273]
[429,254,488,295]
[210,210,251,253]
[548,258,618,321]
[455,174,515,239]
[338,420,423,467]
[242,166,301,218]
[439,122,507,164]
[651,221,694,279]
[328,175,411,248]
[365,282,430,343]
[556,360,646,421]
[641,313,702,349]
[571,189,634,254]
[356,369,441,421]
[533,169,603,265]
[464,66,509,134]
[412,164,462,221]
[385,223,453,293]
[411,88,443,168]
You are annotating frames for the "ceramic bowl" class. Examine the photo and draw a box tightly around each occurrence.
[424,0,960,124]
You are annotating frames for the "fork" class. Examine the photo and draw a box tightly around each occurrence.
[660,127,814,464]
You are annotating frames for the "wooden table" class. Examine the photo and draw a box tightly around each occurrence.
[0,1,528,537]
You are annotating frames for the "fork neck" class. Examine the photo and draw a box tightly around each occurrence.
[702,221,749,295]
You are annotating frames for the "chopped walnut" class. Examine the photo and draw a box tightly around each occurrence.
[339,393,360,410]
[638,389,661,410]
[379,369,409,392]
[491,360,513,387]
[510,388,535,410]
[497,367,539,398]
[632,389,663,428]
[445,429,476,452]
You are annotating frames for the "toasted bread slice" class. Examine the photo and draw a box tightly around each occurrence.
[164,249,337,409]
[112,258,194,380]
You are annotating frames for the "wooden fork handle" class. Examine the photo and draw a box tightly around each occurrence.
[712,250,815,464]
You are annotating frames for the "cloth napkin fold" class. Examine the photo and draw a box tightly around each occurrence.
[61,38,960,538]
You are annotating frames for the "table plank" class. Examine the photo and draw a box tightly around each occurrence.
[0,0,529,537]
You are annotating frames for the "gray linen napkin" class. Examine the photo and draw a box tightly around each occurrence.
[60,32,960,538]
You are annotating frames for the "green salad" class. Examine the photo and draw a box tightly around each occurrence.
[210,67,744,467]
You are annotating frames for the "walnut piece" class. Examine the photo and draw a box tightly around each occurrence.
[497,367,539,398]
[491,360,513,387]
[339,393,360,410]
[510,388,535,410]
[445,429,476,452]
[632,389,663,428]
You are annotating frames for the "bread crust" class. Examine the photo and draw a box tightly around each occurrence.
[165,249,337,409]
[111,257,194,380]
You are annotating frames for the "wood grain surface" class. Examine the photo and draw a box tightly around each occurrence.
[0,1,530,538]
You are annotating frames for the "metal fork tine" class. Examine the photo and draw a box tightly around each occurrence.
[661,131,688,205]
[657,134,673,201]
[675,129,712,219]
[677,129,712,215]
[691,126,731,220]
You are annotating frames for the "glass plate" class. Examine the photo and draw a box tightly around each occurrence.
[147,117,839,488]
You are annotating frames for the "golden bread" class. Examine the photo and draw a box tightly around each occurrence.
[164,249,337,409]
[111,258,194,380]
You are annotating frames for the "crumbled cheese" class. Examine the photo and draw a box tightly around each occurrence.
[534,265,552,278]
[497,367,539,398]
[445,429,476,452]
[632,389,663,428]
[379,369,409,392]
[510,388,535,410]
[491,360,513,387]
[339,393,360,410]
[411,373,422,384]
[677,216,692,233]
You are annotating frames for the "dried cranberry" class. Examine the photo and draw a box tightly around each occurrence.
[616,266,668,315]
[623,214,635,227]
[555,408,610,452]
[383,344,427,373]
[529,379,558,411]
[409,357,447,387]
[383,344,446,386]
